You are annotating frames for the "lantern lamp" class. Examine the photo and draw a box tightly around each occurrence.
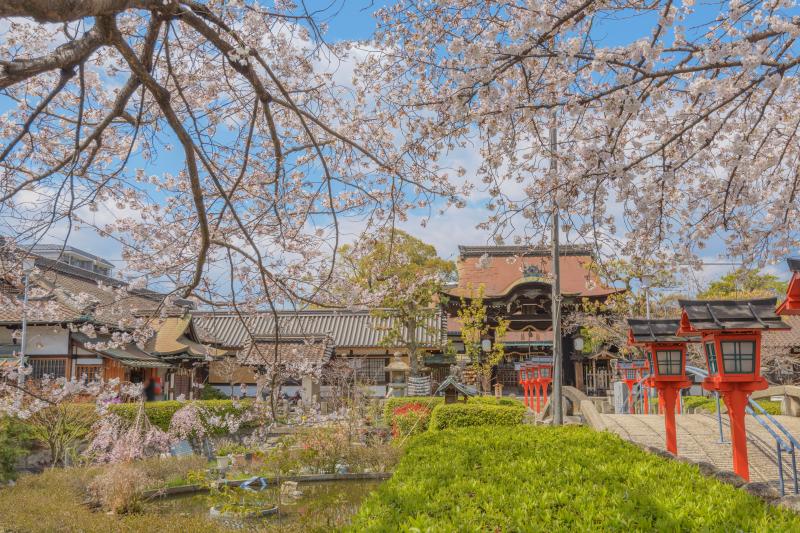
[676,298,790,480]
[628,318,691,454]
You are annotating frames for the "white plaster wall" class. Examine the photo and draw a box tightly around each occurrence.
[0,325,69,355]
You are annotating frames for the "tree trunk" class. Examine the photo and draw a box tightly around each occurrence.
[406,317,419,377]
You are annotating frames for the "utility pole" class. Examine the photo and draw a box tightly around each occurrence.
[550,107,563,426]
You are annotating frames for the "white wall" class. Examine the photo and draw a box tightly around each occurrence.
[0,325,70,355]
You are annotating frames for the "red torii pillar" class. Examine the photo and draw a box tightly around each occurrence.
[518,367,528,408]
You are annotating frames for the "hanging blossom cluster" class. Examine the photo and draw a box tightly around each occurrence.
[85,411,174,464]
[362,0,800,268]
[0,0,465,324]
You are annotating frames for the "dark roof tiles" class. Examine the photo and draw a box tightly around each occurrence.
[679,298,789,331]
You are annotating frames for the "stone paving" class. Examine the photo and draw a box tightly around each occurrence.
[599,412,800,488]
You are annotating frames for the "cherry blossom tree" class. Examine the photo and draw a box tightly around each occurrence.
[0,1,463,413]
[365,0,800,268]
[0,0,462,316]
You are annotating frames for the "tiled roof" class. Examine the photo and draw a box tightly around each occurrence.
[788,258,800,273]
[0,274,82,324]
[33,259,177,326]
[71,332,172,368]
[763,314,800,349]
[448,246,616,299]
[239,335,334,367]
[193,309,447,349]
[678,298,789,331]
[434,375,477,397]
[627,318,687,343]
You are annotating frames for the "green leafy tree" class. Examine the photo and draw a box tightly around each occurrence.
[338,230,455,375]
[698,268,787,300]
[458,284,510,393]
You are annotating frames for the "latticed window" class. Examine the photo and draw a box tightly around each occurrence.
[349,358,387,384]
[656,350,683,375]
[625,369,637,380]
[539,368,550,378]
[76,365,101,382]
[721,341,756,374]
[705,342,718,374]
[30,358,66,380]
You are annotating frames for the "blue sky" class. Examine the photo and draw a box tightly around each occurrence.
[3,1,794,294]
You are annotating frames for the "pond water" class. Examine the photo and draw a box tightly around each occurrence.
[145,479,381,532]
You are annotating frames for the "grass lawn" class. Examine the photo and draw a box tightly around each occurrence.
[349,425,800,532]
[0,467,227,533]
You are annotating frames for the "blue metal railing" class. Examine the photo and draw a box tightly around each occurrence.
[625,365,799,495]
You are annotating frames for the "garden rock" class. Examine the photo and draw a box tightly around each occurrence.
[694,461,718,477]
[713,470,746,488]
[742,482,780,502]
[778,495,800,513]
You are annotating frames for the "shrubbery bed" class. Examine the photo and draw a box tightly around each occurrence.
[382,395,524,426]
[682,395,782,415]
[428,402,525,431]
[109,399,254,434]
[349,425,800,531]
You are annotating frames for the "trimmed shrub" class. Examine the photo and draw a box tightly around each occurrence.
[754,399,782,416]
[683,396,782,415]
[110,400,253,435]
[468,395,525,408]
[428,402,524,431]
[392,403,432,437]
[349,425,800,531]
[0,416,33,481]
[383,395,525,426]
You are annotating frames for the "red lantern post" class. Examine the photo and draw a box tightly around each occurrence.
[617,359,648,414]
[628,319,691,454]
[677,298,790,481]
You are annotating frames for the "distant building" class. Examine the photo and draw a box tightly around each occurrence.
[0,246,221,399]
[29,244,114,277]
[193,309,445,398]
[440,245,618,395]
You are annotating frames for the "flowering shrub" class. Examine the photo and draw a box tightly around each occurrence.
[297,426,352,474]
[84,403,173,464]
[168,402,207,444]
[110,399,254,435]
[391,403,431,438]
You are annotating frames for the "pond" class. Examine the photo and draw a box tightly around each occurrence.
[145,479,381,532]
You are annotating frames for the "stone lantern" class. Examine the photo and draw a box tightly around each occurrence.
[677,298,790,480]
[628,318,691,454]
[385,354,410,397]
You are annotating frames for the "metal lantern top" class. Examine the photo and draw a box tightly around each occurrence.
[677,297,790,384]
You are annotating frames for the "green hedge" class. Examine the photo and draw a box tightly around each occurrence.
[349,425,800,531]
[683,395,783,415]
[428,403,524,431]
[109,400,253,434]
[383,396,525,427]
